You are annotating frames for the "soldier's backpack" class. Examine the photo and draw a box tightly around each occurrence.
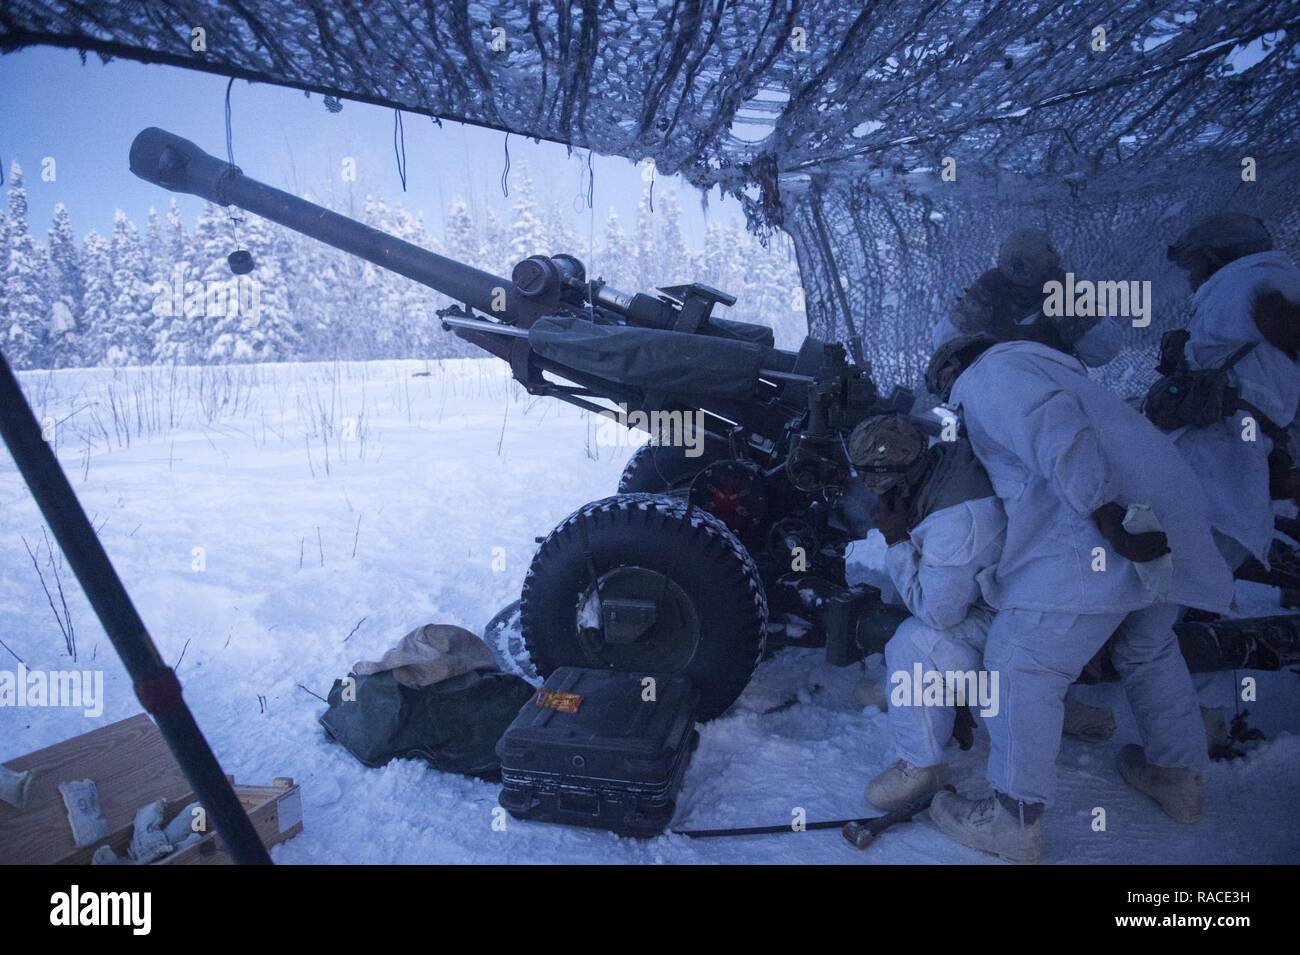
[1143,329,1256,432]
[496,667,699,838]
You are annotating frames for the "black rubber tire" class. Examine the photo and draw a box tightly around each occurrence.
[520,493,767,720]
[617,442,728,493]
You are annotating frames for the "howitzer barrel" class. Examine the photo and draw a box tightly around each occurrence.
[129,127,515,321]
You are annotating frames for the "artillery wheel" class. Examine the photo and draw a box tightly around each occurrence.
[520,493,767,720]
[617,441,728,493]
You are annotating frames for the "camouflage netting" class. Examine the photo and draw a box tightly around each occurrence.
[789,162,1300,392]
[4,1,1298,386]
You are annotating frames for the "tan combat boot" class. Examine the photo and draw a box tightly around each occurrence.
[1115,743,1203,823]
[865,759,944,812]
[930,791,1042,864]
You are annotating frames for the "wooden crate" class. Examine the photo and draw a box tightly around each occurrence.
[159,778,302,866]
[0,714,302,865]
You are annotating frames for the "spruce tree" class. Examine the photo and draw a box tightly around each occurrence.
[185,202,235,361]
[46,203,85,367]
[599,207,632,288]
[3,162,49,368]
[206,213,301,361]
[165,199,191,270]
[103,210,153,365]
[388,205,445,356]
[144,206,165,281]
[481,205,507,277]
[443,196,480,270]
[655,189,687,286]
[507,163,546,265]
[80,231,114,366]
[632,183,661,291]
[543,199,578,259]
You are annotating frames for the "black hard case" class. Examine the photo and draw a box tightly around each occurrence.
[496,667,700,837]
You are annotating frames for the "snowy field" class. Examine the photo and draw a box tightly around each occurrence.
[2,358,1298,864]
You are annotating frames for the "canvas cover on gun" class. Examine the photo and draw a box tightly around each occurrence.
[703,317,775,348]
[529,316,766,400]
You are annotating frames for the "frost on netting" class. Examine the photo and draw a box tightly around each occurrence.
[5,0,1296,384]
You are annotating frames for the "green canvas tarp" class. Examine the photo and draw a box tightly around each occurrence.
[528,316,766,400]
[319,669,535,780]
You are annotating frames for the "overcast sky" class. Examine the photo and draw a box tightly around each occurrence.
[1,47,749,245]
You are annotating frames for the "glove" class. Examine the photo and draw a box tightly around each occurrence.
[1092,502,1170,563]
[872,490,910,546]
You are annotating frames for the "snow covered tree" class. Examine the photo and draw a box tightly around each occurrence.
[146,198,198,362]
[543,200,578,259]
[3,163,48,369]
[387,205,447,356]
[655,189,687,286]
[100,210,153,365]
[80,231,114,366]
[632,183,661,291]
[206,213,300,362]
[152,202,215,363]
[164,199,190,270]
[144,206,165,280]
[267,216,302,341]
[481,205,507,278]
[598,207,631,287]
[283,190,359,361]
[350,196,404,358]
[507,163,546,265]
[443,196,481,271]
[189,202,239,360]
[2,150,818,368]
[768,240,810,347]
[694,221,730,294]
[46,203,85,367]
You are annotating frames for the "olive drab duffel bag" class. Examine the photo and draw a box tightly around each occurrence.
[319,624,536,780]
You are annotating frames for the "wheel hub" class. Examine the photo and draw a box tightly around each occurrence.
[577,566,700,672]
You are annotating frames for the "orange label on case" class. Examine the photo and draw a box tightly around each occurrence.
[533,689,583,714]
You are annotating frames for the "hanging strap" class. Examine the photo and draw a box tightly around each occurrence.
[1219,342,1287,439]
[1219,341,1257,374]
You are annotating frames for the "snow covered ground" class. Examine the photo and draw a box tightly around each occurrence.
[2,358,1298,864]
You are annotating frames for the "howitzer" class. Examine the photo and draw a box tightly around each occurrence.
[130,128,1298,719]
[130,127,908,718]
